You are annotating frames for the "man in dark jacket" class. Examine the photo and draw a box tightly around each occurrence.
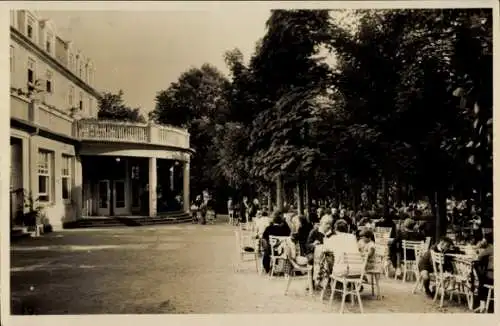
[418,236,458,297]
[261,211,292,273]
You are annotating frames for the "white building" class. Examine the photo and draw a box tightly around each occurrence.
[10,10,192,230]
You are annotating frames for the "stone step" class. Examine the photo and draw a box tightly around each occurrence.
[63,213,192,229]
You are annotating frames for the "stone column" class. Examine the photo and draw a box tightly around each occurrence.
[148,157,157,217]
[183,161,190,212]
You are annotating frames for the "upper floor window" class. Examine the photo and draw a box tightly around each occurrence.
[27,58,36,84]
[69,53,74,70]
[75,56,80,73]
[88,69,93,85]
[27,16,35,40]
[89,97,93,115]
[46,32,53,54]
[79,64,83,78]
[10,46,15,72]
[79,92,83,110]
[69,85,75,107]
[46,70,53,93]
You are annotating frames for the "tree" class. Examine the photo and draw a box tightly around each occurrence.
[97,90,145,123]
[245,10,335,211]
[150,64,232,202]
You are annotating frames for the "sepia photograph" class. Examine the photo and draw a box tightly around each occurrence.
[4,0,497,319]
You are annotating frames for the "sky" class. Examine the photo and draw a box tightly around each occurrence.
[38,9,270,113]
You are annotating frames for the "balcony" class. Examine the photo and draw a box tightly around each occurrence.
[10,91,190,150]
[74,119,190,149]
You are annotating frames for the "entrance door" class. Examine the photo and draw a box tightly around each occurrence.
[97,180,110,216]
[113,180,127,215]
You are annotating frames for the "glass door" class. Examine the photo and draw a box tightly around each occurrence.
[97,180,110,216]
[113,180,128,215]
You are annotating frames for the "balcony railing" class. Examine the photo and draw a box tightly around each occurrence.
[10,91,190,150]
[74,119,190,149]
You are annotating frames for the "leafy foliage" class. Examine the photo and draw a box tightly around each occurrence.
[98,90,146,123]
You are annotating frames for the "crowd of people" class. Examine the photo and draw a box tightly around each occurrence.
[235,199,494,313]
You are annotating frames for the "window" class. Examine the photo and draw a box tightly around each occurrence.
[79,64,83,78]
[61,155,73,201]
[84,64,88,81]
[37,150,52,202]
[28,58,36,84]
[45,70,53,93]
[46,32,53,53]
[88,97,93,116]
[88,69,93,85]
[27,16,34,39]
[75,56,79,73]
[69,53,74,70]
[69,85,75,106]
[10,46,14,72]
[79,92,83,110]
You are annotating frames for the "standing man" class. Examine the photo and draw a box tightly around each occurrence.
[227,197,234,225]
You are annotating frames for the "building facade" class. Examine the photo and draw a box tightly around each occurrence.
[10,10,192,230]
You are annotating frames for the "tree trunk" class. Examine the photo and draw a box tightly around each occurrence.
[382,175,389,217]
[435,189,448,240]
[276,174,283,211]
[267,186,272,212]
[296,180,304,215]
[305,180,311,215]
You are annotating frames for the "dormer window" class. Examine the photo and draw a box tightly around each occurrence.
[46,31,53,54]
[27,16,35,39]
[69,53,74,70]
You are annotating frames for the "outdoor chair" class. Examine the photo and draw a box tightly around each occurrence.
[482,228,493,238]
[234,228,259,273]
[283,238,314,296]
[374,239,391,278]
[431,251,455,308]
[483,284,494,313]
[412,249,436,294]
[449,254,478,310]
[326,251,368,313]
[269,235,290,279]
[400,240,425,282]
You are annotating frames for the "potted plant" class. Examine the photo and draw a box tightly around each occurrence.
[22,192,45,236]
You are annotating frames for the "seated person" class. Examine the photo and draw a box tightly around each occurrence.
[474,232,494,312]
[394,218,426,277]
[417,236,458,298]
[305,214,334,264]
[358,229,379,274]
[261,211,292,274]
[295,215,313,256]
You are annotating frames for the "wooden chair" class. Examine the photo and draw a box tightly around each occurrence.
[326,252,368,313]
[234,229,259,273]
[269,236,289,279]
[400,240,425,282]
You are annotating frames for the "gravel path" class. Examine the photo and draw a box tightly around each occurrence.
[11,221,472,314]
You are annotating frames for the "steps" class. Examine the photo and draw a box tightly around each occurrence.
[11,227,32,241]
[63,211,192,229]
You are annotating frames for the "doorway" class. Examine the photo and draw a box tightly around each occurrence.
[97,179,128,216]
